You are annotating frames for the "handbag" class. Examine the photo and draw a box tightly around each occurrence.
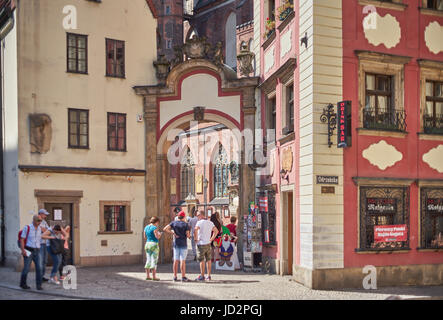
[50,238,64,254]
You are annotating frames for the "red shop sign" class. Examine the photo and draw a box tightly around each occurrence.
[374,224,407,243]
[259,197,268,212]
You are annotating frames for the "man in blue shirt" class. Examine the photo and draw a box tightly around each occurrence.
[163,211,190,282]
[19,214,49,290]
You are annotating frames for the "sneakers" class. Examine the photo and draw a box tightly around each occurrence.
[42,277,49,282]
[48,278,60,285]
[173,276,178,282]
[20,284,31,290]
[205,276,212,282]
[181,277,189,282]
[195,275,205,282]
[37,287,43,291]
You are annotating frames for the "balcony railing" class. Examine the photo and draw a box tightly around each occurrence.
[363,107,407,132]
[424,113,443,134]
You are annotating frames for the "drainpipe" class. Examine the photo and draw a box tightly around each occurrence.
[0,13,15,266]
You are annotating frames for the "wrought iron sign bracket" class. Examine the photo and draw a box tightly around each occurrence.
[320,104,337,148]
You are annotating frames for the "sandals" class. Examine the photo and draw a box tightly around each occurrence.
[152,278,160,281]
[145,277,152,281]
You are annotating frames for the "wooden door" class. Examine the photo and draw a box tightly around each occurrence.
[288,192,293,275]
[45,203,73,265]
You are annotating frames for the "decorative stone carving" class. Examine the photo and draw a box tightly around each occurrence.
[170,46,184,69]
[423,145,443,173]
[193,106,205,121]
[229,161,239,185]
[281,147,293,172]
[228,186,239,217]
[237,42,255,77]
[424,21,443,55]
[29,113,52,154]
[362,140,403,170]
[363,12,401,49]
[182,35,210,60]
[213,41,224,67]
[153,54,170,85]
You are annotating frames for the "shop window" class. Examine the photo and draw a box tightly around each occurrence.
[107,112,126,152]
[68,108,89,149]
[106,38,125,78]
[67,33,88,74]
[420,188,443,249]
[213,145,229,198]
[99,201,131,234]
[424,81,443,134]
[180,148,196,200]
[357,51,410,133]
[359,186,410,251]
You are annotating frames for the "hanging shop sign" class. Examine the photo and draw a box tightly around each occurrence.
[374,224,407,243]
[337,100,351,148]
[366,198,397,214]
[426,198,443,214]
[316,175,339,185]
[259,197,268,212]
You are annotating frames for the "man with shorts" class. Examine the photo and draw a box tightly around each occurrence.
[164,211,191,282]
[194,210,218,281]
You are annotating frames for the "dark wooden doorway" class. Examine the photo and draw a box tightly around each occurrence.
[287,192,293,275]
[45,203,73,265]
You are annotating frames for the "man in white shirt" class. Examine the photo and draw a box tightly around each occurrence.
[194,210,218,281]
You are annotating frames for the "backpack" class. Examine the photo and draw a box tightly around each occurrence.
[17,225,31,248]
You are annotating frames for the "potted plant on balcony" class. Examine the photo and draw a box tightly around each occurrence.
[277,0,294,21]
[264,17,276,39]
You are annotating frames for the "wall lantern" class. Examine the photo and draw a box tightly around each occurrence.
[320,104,337,148]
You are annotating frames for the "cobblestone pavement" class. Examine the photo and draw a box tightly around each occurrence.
[1,261,442,300]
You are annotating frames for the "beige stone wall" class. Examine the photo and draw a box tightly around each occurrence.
[18,172,146,258]
[13,0,156,263]
[298,0,344,270]
[17,0,156,169]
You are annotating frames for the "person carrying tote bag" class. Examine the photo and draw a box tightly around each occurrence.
[42,225,66,285]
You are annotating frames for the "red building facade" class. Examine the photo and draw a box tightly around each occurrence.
[258,0,443,288]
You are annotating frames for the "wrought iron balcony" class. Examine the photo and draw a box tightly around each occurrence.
[424,113,443,135]
[362,107,407,132]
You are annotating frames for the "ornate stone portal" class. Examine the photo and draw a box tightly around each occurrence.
[135,37,259,264]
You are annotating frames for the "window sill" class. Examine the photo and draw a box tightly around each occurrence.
[355,248,411,254]
[419,7,443,17]
[357,128,408,139]
[107,149,128,153]
[97,231,133,235]
[277,10,295,32]
[106,75,126,79]
[358,0,407,11]
[67,71,88,75]
[262,31,276,51]
[416,247,443,252]
[68,146,90,150]
[418,132,443,141]
[278,131,295,145]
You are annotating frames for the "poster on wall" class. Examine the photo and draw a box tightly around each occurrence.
[54,209,62,221]
[374,224,407,243]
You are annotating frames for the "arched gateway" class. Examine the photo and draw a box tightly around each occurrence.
[133,37,259,263]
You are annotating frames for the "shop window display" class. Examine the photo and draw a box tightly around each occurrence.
[420,188,443,249]
[359,186,410,251]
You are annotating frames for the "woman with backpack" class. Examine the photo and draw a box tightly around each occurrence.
[42,225,67,285]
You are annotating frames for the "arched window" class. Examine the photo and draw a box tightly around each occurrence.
[213,145,229,198]
[180,148,195,200]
